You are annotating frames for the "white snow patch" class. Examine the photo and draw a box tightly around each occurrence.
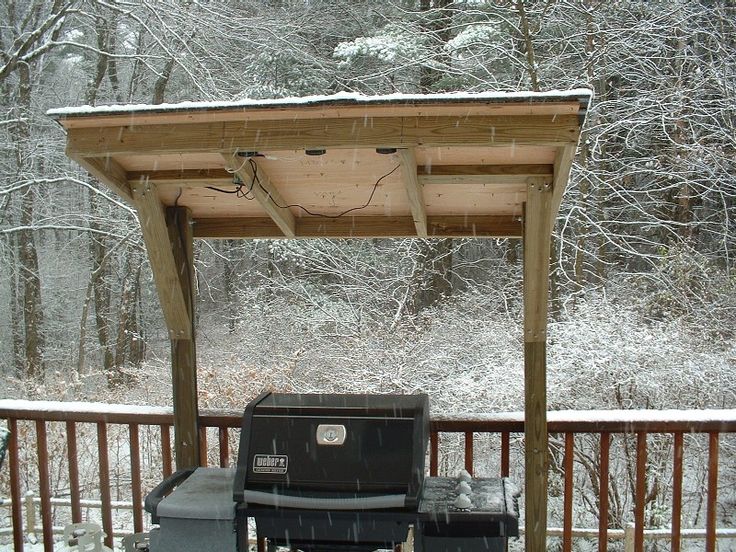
[435,409,736,424]
[47,89,593,118]
[0,399,171,416]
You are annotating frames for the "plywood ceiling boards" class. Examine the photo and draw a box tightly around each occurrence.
[253,149,409,218]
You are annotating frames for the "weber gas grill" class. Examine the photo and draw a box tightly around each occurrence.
[143,393,520,552]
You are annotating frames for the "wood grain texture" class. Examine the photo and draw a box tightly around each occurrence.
[635,432,647,552]
[599,432,610,552]
[66,421,82,524]
[71,154,133,202]
[672,432,683,552]
[398,149,427,237]
[549,144,577,233]
[523,341,548,552]
[221,154,296,237]
[35,420,53,552]
[129,424,143,533]
[66,115,581,157]
[563,433,574,552]
[706,432,719,552]
[131,182,191,339]
[97,423,114,549]
[523,179,554,552]
[193,215,522,239]
[418,163,553,186]
[167,207,200,469]
[523,179,554,341]
[8,419,23,552]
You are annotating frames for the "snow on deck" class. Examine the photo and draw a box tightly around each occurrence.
[46,88,593,118]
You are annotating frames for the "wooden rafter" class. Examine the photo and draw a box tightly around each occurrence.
[130,181,192,339]
[66,115,581,157]
[398,149,428,237]
[72,154,133,202]
[220,154,296,238]
[129,164,554,189]
[549,144,577,233]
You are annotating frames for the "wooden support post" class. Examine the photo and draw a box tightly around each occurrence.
[131,181,192,339]
[167,206,200,468]
[398,148,428,237]
[523,176,553,552]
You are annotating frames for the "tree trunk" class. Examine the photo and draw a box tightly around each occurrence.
[88,191,114,373]
[407,238,454,316]
[14,63,45,379]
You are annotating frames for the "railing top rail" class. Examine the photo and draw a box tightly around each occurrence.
[433,409,736,433]
[1,400,734,433]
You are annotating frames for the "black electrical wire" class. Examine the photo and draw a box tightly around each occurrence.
[208,158,401,219]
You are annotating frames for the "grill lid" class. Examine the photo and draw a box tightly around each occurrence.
[234,392,429,510]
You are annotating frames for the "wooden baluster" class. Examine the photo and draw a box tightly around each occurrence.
[8,419,23,552]
[464,432,474,476]
[129,424,143,533]
[706,432,719,552]
[66,421,82,523]
[598,432,610,552]
[199,426,208,467]
[671,432,683,552]
[635,432,647,552]
[501,432,510,477]
[219,427,229,468]
[35,420,53,552]
[563,432,574,552]
[430,432,438,476]
[97,423,113,549]
[161,425,172,478]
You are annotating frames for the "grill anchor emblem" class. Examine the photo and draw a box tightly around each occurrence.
[316,424,347,445]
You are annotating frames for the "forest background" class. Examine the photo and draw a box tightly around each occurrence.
[0,0,735,546]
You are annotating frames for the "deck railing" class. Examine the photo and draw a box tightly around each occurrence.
[1,400,734,552]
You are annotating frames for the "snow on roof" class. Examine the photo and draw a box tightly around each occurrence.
[47,88,593,118]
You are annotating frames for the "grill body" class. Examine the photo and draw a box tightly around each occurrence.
[234,392,429,509]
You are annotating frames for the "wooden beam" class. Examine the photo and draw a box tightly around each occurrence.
[418,164,553,185]
[523,176,554,552]
[128,168,232,186]
[398,149,427,237]
[66,114,581,157]
[220,154,296,238]
[132,165,553,189]
[193,215,522,239]
[131,181,191,339]
[70,153,133,202]
[166,206,199,469]
[549,144,577,233]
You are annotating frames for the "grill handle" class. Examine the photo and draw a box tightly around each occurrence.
[243,490,407,510]
[144,467,196,523]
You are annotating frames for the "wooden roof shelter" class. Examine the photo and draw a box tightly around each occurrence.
[49,89,591,550]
